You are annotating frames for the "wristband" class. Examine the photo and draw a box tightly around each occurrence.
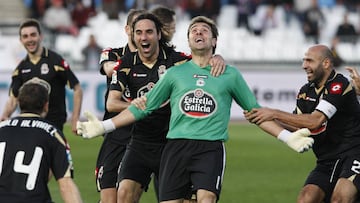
[102,119,116,133]
[277,129,291,142]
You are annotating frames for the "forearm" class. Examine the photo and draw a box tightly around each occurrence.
[1,96,17,120]
[273,109,324,130]
[58,178,83,203]
[110,108,137,129]
[71,85,83,123]
[258,120,284,138]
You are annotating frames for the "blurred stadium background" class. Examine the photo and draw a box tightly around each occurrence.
[0,0,359,119]
[0,1,358,202]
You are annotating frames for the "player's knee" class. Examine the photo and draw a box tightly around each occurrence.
[196,189,217,203]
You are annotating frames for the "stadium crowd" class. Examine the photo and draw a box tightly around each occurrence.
[19,0,360,70]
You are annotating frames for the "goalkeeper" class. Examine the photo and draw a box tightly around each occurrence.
[77,16,313,203]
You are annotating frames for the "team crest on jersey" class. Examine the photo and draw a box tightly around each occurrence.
[329,82,342,94]
[122,86,132,102]
[180,89,217,118]
[41,63,49,74]
[110,70,117,84]
[158,65,167,78]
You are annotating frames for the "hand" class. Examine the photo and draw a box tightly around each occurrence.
[280,128,314,153]
[76,111,104,139]
[244,108,275,125]
[345,66,360,95]
[131,96,147,110]
[209,54,226,77]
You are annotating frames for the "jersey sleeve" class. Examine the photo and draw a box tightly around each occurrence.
[228,67,261,111]
[316,77,352,119]
[50,131,73,180]
[9,66,23,97]
[109,62,128,93]
[99,48,122,75]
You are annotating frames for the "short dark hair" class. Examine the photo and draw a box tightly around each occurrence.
[18,82,49,114]
[19,18,42,36]
[150,6,175,25]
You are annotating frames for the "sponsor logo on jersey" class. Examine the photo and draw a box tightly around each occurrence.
[21,69,31,73]
[329,82,342,94]
[132,73,147,77]
[180,89,216,118]
[41,63,49,74]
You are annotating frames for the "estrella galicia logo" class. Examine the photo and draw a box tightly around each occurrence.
[180,89,216,118]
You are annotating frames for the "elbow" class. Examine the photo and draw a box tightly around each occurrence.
[106,101,117,112]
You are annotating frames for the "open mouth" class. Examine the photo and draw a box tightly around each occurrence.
[141,43,150,50]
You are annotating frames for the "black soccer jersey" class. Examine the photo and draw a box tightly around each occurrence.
[295,70,360,161]
[99,45,133,120]
[0,114,73,202]
[10,48,80,129]
[109,48,191,143]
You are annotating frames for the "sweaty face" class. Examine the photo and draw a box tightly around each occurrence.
[20,26,42,55]
[302,49,326,85]
[133,19,160,62]
[188,22,215,54]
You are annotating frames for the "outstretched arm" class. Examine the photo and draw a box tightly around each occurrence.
[245,107,326,131]
[71,84,83,134]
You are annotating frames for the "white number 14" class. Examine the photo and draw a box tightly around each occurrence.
[0,142,43,190]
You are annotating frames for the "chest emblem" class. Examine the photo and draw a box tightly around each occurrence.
[40,63,49,75]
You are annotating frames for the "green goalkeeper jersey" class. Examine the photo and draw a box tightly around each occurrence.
[129,60,260,141]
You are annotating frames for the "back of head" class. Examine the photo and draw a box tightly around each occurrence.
[18,78,50,115]
[150,6,175,25]
[126,9,146,26]
[150,6,176,43]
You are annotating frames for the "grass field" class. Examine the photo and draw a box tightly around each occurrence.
[49,122,316,203]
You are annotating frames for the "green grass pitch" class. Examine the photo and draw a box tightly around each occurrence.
[49,122,316,202]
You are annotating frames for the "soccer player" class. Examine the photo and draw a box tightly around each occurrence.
[245,44,360,203]
[95,9,145,203]
[77,16,313,203]
[0,79,83,203]
[0,18,83,134]
[106,12,225,203]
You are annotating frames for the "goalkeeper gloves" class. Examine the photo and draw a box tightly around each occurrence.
[278,128,313,153]
[76,111,115,139]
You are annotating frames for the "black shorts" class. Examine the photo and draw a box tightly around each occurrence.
[304,159,341,202]
[159,139,225,201]
[338,153,360,190]
[117,139,165,191]
[95,127,131,190]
